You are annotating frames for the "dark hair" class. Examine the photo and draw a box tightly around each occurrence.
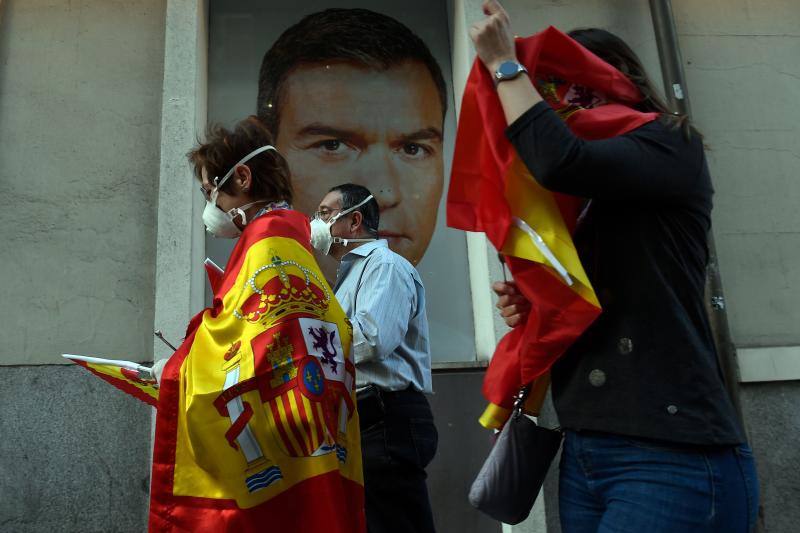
[257,8,447,135]
[187,115,293,204]
[330,183,380,238]
[567,28,700,140]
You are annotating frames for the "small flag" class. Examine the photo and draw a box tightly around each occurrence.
[63,354,158,407]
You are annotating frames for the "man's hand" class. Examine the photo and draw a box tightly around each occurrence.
[492,281,531,328]
[469,0,517,73]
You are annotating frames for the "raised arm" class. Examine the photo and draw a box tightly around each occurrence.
[469,0,543,125]
[469,0,703,200]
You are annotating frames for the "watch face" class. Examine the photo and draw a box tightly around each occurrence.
[498,61,519,78]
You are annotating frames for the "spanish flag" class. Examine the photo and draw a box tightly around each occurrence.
[148,209,365,532]
[63,354,159,407]
[448,26,659,428]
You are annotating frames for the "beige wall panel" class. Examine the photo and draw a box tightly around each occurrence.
[0,0,166,364]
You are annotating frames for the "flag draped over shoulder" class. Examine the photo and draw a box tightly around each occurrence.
[448,26,659,429]
[150,209,365,532]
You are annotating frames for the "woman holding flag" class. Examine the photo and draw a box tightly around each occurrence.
[147,116,365,532]
[461,1,758,531]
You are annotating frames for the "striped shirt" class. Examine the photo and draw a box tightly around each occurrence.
[333,240,432,393]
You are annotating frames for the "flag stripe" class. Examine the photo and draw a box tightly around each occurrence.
[268,398,298,457]
[300,393,325,452]
[281,392,309,456]
[292,388,315,453]
[502,158,598,305]
[313,400,327,444]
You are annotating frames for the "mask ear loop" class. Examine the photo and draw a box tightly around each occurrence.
[332,194,375,220]
[208,145,281,225]
[212,144,279,193]
[230,199,270,226]
[332,237,376,246]
[329,194,375,226]
[232,207,248,226]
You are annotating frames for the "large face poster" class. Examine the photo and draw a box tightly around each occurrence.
[206,0,475,364]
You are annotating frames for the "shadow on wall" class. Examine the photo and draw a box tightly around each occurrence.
[427,371,503,533]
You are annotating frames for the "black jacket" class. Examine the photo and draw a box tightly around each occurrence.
[506,102,745,446]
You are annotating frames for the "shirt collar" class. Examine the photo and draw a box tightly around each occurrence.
[252,201,292,221]
[341,239,387,261]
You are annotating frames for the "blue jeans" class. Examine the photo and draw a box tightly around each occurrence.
[559,430,759,533]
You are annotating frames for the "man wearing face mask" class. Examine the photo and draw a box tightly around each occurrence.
[146,116,366,532]
[312,184,437,533]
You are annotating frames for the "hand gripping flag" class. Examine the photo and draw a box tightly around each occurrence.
[149,209,365,532]
[448,26,659,429]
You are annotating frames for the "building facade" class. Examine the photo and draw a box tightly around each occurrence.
[1,1,798,531]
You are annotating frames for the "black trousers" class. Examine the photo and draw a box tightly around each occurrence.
[358,387,438,533]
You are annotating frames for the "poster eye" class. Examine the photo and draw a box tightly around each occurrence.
[401,143,432,158]
[321,140,342,151]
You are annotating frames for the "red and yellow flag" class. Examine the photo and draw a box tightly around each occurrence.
[64,354,159,407]
[150,209,364,532]
[448,26,659,428]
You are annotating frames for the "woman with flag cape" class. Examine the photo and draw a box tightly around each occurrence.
[148,116,365,532]
[451,1,758,531]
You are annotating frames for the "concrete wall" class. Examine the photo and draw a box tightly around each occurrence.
[427,372,503,533]
[674,0,800,348]
[672,1,800,530]
[740,382,800,532]
[0,367,152,532]
[0,0,166,529]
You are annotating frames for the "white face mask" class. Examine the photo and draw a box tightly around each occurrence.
[310,195,376,255]
[202,145,277,239]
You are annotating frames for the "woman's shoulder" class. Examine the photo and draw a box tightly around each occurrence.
[632,115,703,147]
[245,207,311,244]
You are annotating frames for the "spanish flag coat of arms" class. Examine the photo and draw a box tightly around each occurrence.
[148,209,365,532]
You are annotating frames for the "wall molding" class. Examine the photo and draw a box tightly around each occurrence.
[737,345,800,383]
[449,0,498,362]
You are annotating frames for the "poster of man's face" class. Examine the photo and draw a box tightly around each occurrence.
[207,1,475,363]
[256,7,447,274]
[271,61,443,267]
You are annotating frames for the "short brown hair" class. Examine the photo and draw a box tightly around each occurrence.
[187,115,293,204]
[257,8,447,137]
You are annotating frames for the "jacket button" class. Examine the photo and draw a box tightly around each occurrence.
[588,369,606,387]
[667,405,678,415]
[618,337,633,354]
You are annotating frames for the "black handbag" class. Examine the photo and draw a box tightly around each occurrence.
[468,385,563,524]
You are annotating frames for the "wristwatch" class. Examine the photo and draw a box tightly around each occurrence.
[493,60,528,86]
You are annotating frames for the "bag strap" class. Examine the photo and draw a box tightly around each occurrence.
[512,384,532,419]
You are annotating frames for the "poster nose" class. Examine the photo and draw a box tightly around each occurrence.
[354,149,401,210]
